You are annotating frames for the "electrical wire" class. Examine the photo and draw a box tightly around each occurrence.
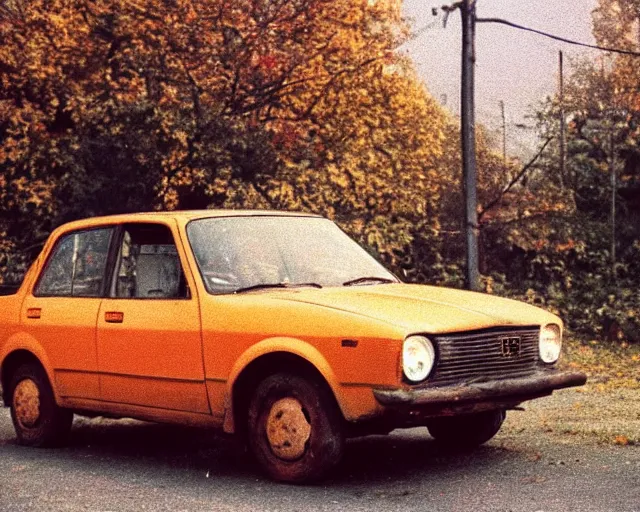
[476,17,640,57]
[412,19,440,38]
[395,18,442,50]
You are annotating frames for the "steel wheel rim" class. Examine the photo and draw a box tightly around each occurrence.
[265,397,311,461]
[13,378,41,429]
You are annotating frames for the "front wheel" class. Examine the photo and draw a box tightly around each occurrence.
[9,363,73,447]
[247,373,344,483]
[427,409,506,450]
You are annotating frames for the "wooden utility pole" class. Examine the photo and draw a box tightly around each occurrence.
[499,100,507,169]
[609,125,616,271]
[460,0,480,291]
[558,50,566,188]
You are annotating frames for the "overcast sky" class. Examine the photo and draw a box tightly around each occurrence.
[400,0,599,156]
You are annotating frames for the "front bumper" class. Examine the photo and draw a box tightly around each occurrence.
[373,370,587,412]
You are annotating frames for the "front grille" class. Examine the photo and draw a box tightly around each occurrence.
[428,326,540,386]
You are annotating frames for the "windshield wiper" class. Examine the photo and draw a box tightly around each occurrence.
[342,276,396,286]
[234,282,323,294]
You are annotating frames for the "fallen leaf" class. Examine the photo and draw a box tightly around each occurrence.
[613,435,629,446]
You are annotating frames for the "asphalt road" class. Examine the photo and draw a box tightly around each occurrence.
[0,397,639,512]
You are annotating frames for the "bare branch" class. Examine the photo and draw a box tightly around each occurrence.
[478,136,554,221]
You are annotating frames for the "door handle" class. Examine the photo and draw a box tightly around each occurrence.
[26,308,42,319]
[104,311,124,323]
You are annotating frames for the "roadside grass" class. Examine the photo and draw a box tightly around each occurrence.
[560,337,640,389]
[501,336,640,448]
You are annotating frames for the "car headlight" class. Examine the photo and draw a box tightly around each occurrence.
[402,335,436,383]
[539,324,562,364]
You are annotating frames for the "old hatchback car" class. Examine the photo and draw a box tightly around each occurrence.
[0,211,586,482]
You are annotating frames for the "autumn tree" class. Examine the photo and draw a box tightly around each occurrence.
[514,0,640,341]
[0,0,448,278]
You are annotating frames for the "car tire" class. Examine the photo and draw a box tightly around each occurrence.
[9,363,73,447]
[247,373,344,483]
[427,409,506,449]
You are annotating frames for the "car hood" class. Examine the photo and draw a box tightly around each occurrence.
[270,283,559,335]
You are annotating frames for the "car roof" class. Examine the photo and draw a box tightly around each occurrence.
[53,210,324,234]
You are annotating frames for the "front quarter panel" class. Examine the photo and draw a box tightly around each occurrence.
[199,294,404,428]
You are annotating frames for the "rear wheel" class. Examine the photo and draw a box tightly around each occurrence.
[247,373,344,483]
[427,410,505,449]
[9,364,73,447]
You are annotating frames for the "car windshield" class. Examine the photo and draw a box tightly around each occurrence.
[187,216,398,294]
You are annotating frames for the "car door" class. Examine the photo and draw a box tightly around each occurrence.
[96,221,209,414]
[21,227,114,400]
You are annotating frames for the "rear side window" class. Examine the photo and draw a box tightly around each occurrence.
[35,228,113,297]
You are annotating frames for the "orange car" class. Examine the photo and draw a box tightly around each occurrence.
[0,211,586,482]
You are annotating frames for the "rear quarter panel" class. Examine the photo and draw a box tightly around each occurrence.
[0,239,56,397]
[0,295,23,368]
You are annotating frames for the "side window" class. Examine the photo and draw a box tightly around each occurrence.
[35,228,113,297]
[114,224,188,299]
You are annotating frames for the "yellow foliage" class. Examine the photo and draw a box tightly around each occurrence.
[0,0,452,277]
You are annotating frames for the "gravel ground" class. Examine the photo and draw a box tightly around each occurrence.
[502,384,640,446]
[1,385,639,512]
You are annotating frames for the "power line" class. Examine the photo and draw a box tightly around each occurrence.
[412,19,441,39]
[394,17,443,50]
[475,17,640,57]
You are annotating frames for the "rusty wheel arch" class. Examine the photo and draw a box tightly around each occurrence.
[1,350,44,406]
[231,351,341,439]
